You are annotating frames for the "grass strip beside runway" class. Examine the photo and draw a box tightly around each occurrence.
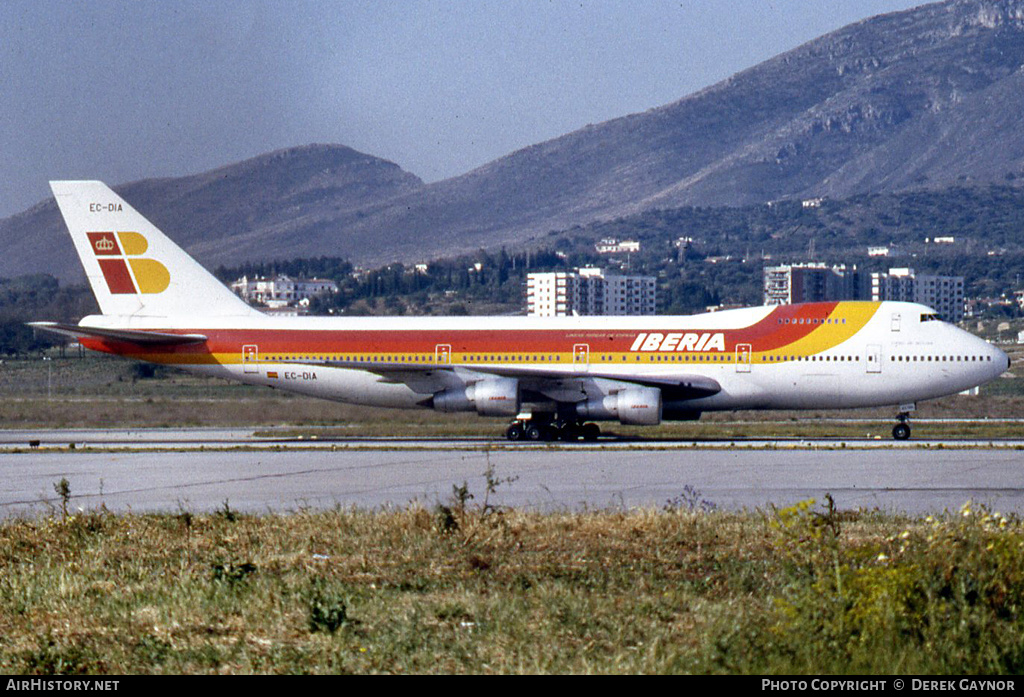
[1,490,1021,674]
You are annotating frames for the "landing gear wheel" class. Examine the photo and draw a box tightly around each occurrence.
[892,423,911,441]
[526,424,544,441]
[581,423,601,441]
[506,423,524,442]
[559,423,581,441]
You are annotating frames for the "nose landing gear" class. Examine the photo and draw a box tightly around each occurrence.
[892,408,913,441]
[892,421,911,440]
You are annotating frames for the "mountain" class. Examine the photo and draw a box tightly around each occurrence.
[0,145,423,282]
[343,0,1024,259]
[6,0,1024,281]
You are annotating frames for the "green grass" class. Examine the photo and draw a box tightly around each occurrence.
[1,494,1021,674]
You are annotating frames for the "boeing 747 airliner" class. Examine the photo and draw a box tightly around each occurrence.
[32,181,1010,441]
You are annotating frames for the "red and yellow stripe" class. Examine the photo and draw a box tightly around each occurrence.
[77,302,881,367]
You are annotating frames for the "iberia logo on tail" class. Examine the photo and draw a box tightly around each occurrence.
[86,231,170,294]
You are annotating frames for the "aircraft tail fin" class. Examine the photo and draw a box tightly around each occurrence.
[49,180,258,319]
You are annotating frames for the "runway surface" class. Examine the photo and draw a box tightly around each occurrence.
[1,428,1022,518]
[2,426,1024,450]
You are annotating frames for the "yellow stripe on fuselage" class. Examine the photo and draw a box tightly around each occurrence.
[752,301,879,361]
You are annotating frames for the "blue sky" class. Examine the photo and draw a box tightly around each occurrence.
[1,0,927,218]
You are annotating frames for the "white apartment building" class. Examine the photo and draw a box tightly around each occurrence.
[230,274,339,308]
[763,263,864,305]
[764,264,964,322]
[594,238,641,255]
[869,268,964,322]
[526,268,656,316]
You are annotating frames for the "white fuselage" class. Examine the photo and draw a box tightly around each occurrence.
[78,301,1009,418]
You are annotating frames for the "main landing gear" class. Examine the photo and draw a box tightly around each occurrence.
[505,418,601,442]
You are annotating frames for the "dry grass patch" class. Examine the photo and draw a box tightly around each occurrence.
[2,492,1021,674]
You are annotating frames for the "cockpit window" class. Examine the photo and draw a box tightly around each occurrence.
[920,313,943,322]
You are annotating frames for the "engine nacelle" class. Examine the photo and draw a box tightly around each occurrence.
[431,387,474,413]
[472,377,521,416]
[432,377,521,417]
[576,386,663,426]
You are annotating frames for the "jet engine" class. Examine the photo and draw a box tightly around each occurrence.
[575,386,662,425]
[432,377,521,416]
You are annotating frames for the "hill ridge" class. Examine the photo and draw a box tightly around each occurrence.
[5,0,1024,281]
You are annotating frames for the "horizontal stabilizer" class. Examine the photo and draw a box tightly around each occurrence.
[28,322,207,346]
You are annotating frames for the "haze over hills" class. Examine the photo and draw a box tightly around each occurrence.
[1,145,423,283]
[6,0,1024,282]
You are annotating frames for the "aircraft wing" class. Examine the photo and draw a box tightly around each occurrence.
[456,364,722,400]
[28,322,208,346]
[308,358,721,401]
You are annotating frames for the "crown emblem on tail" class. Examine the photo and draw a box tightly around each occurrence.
[86,231,169,294]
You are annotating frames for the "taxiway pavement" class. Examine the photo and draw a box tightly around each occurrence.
[1,428,1022,518]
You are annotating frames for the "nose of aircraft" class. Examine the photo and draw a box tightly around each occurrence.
[967,330,1010,382]
[982,339,1011,379]
[996,345,1011,375]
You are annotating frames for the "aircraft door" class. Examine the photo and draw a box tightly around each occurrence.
[735,343,752,373]
[435,344,452,365]
[866,344,882,373]
[242,344,259,374]
[573,343,590,373]
[891,313,901,332]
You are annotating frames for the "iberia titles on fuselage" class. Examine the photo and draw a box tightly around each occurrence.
[33,181,1010,441]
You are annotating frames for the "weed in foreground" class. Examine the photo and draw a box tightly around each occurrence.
[210,561,258,588]
[705,498,1024,674]
[53,478,71,520]
[307,579,354,634]
[663,485,717,514]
